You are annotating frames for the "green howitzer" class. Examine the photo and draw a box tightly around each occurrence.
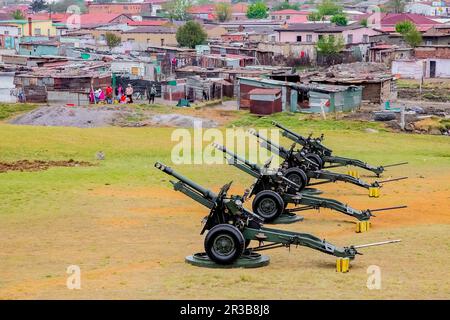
[213,145,406,222]
[155,162,362,265]
[272,121,408,177]
[249,129,408,192]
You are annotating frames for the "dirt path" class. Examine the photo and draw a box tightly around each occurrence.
[0,168,449,299]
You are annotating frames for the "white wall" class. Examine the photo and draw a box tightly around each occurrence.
[426,59,450,78]
[0,25,20,37]
[0,72,16,103]
[392,60,424,79]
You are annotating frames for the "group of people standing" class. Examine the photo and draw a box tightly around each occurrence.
[90,83,157,105]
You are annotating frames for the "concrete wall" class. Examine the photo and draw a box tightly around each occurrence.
[111,60,155,80]
[425,58,450,78]
[258,42,316,60]
[0,72,16,103]
[278,27,380,44]
[392,60,424,79]
[47,91,90,106]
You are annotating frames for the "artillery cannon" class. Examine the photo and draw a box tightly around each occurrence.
[213,144,406,229]
[249,129,408,197]
[272,122,408,177]
[155,162,401,270]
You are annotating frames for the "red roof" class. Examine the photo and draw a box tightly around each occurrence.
[381,13,440,26]
[249,88,281,95]
[77,13,132,27]
[271,9,309,15]
[127,20,168,26]
[188,4,216,14]
[379,26,433,32]
[27,13,71,22]
[287,15,309,24]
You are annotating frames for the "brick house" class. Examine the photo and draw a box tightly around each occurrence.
[276,23,381,44]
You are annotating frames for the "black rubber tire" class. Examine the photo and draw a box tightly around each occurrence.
[284,167,308,192]
[374,112,396,122]
[305,153,324,169]
[252,190,284,222]
[204,224,245,265]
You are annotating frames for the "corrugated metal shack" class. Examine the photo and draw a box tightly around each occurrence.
[14,62,111,104]
[209,45,275,65]
[309,75,395,104]
[238,77,362,113]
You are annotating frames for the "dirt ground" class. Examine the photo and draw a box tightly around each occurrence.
[0,167,449,299]
[0,160,93,173]
[8,104,240,128]
[0,121,448,300]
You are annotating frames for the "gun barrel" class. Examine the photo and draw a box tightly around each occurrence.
[369,205,407,212]
[272,121,300,137]
[154,162,215,199]
[353,239,401,249]
[383,162,409,168]
[213,143,261,172]
[378,176,408,184]
[249,129,285,153]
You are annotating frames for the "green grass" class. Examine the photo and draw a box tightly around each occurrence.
[0,103,39,120]
[0,121,449,299]
[229,112,386,131]
[397,79,450,90]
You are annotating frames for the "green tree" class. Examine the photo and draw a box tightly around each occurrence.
[317,0,343,16]
[105,32,121,49]
[404,29,422,47]
[11,9,25,19]
[164,0,192,21]
[30,0,48,13]
[395,20,415,34]
[360,18,368,27]
[395,20,423,47]
[176,20,207,48]
[307,12,323,21]
[246,1,268,19]
[330,13,347,26]
[273,0,300,11]
[316,35,345,55]
[215,3,232,22]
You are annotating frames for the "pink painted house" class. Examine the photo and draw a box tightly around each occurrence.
[276,23,382,44]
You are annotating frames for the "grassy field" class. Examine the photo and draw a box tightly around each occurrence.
[0,113,449,299]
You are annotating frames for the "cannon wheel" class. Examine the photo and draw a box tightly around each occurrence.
[204,224,245,265]
[284,167,308,192]
[305,153,324,169]
[252,190,284,222]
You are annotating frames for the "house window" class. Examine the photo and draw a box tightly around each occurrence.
[161,38,164,46]
[286,15,290,20]
[100,34,105,41]
[34,28,41,36]
[272,16,275,20]
[4,30,9,35]
[318,35,323,40]
[296,35,302,42]
[426,40,432,45]
[363,34,369,43]
[306,34,312,42]
[347,34,353,44]
[48,29,50,36]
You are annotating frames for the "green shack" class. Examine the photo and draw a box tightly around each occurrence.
[238,77,362,113]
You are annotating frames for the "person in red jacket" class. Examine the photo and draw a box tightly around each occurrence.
[105,85,113,104]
